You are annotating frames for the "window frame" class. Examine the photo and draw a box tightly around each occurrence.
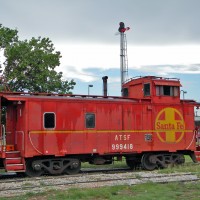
[163,85,171,96]
[43,112,56,129]
[156,85,179,97]
[85,113,96,129]
[144,83,151,96]
[122,88,129,97]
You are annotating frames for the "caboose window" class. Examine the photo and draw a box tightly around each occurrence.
[163,86,171,96]
[144,83,150,96]
[44,113,55,129]
[122,88,129,97]
[85,113,95,128]
[156,86,179,97]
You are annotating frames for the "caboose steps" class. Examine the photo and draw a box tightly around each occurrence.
[5,151,21,158]
[5,164,25,171]
[5,157,23,164]
[4,151,25,172]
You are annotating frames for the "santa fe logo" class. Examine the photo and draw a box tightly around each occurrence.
[155,107,185,143]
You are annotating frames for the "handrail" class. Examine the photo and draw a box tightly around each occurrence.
[123,76,180,84]
[0,124,6,152]
[0,125,1,140]
[2,125,6,146]
[28,131,43,155]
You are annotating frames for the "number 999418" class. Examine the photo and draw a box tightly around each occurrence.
[112,143,133,150]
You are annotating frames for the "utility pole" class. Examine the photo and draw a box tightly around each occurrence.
[118,22,130,95]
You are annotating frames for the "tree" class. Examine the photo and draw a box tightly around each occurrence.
[0,24,18,49]
[0,24,75,93]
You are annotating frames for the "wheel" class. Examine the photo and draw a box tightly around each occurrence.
[25,159,43,177]
[141,154,157,170]
[64,159,81,175]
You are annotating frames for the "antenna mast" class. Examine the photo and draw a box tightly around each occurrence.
[118,22,130,95]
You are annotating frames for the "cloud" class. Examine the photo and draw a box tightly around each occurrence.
[60,65,99,82]
[55,43,200,82]
[1,0,200,45]
[134,64,200,76]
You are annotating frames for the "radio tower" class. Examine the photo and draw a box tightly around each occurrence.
[118,22,130,94]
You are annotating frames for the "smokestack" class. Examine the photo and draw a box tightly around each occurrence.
[102,76,108,97]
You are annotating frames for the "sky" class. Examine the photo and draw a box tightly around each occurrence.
[0,0,200,107]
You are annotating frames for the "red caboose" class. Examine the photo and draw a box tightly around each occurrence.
[0,76,199,176]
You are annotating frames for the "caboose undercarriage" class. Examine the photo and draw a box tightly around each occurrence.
[25,157,81,176]
[0,150,193,177]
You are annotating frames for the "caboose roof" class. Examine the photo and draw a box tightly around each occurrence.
[0,92,150,103]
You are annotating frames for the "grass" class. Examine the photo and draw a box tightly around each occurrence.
[158,162,200,175]
[81,159,128,169]
[1,182,200,200]
[1,156,200,199]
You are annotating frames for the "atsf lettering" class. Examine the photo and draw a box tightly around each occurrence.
[115,134,130,141]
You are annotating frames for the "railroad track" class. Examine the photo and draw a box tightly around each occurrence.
[0,171,199,197]
[0,167,131,183]
[1,161,199,181]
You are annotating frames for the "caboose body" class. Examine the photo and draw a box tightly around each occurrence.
[0,76,199,176]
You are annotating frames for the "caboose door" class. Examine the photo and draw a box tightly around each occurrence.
[0,99,17,152]
[15,102,25,153]
[0,97,26,154]
[5,104,17,151]
[3,101,25,153]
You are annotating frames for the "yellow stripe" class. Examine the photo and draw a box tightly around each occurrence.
[29,129,194,134]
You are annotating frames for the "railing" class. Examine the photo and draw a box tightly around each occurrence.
[196,128,200,151]
[123,76,180,84]
[0,124,6,152]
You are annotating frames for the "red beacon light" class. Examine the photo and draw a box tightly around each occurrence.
[118,22,130,33]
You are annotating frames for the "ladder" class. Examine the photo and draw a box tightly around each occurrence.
[120,32,128,89]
